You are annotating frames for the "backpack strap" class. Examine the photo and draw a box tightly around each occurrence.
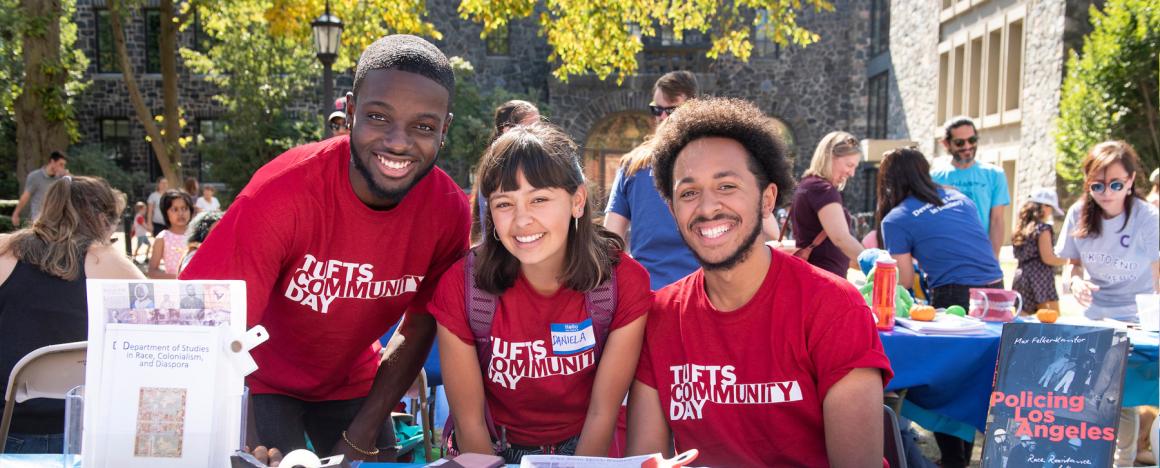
[585,266,618,360]
[464,250,498,371]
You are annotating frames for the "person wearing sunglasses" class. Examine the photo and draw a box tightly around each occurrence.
[328,110,350,138]
[1055,140,1159,467]
[931,116,1010,257]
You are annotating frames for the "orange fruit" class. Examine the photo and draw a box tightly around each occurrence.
[910,305,936,321]
[1036,309,1060,323]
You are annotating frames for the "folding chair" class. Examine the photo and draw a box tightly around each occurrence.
[0,341,87,453]
[883,404,908,468]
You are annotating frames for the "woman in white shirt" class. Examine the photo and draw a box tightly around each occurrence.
[194,185,221,214]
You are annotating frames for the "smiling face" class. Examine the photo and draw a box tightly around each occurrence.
[830,153,860,187]
[347,69,451,209]
[1086,162,1134,216]
[670,137,776,271]
[488,169,585,277]
[943,124,978,165]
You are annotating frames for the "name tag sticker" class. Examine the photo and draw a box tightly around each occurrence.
[550,318,596,355]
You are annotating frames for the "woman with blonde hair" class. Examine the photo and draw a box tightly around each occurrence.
[787,131,865,277]
[0,176,144,453]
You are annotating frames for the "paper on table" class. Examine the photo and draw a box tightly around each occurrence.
[895,313,987,335]
[520,450,699,468]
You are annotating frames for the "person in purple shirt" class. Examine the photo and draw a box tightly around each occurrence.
[789,131,865,277]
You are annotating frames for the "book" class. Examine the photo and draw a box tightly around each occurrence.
[981,323,1129,467]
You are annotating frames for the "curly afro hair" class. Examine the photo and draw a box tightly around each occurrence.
[353,34,455,107]
[651,97,794,207]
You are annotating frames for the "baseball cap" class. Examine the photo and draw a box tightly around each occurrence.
[328,110,347,124]
[1028,188,1064,216]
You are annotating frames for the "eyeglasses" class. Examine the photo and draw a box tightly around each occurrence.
[951,136,978,147]
[649,104,680,117]
[1088,179,1127,194]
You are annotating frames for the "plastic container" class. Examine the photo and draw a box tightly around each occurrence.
[872,258,897,330]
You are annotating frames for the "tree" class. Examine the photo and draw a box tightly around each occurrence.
[106,0,193,185]
[2,0,87,191]
[1056,0,1159,192]
[264,0,832,83]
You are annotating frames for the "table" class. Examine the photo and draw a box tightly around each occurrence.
[881,322,1160,442]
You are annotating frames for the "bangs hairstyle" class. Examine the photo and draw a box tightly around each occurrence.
[0,176,123,280]
[874,147,943,246]
[474,123,624,295]
[650,97,794,207]
[1073,140,1146,239]
[803,130,862,189]
[353,34,455,108]
[160,189,194,226]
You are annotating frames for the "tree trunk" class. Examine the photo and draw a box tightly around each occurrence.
[159,0,183,179]
[108,0,184,185]
[14,0,70,189]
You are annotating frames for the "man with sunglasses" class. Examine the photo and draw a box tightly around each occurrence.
[931,116,1010,257]
[328,110,350,138]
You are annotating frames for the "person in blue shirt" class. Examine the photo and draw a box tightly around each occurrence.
[876,146,1004,468]
[930,116,1010,257]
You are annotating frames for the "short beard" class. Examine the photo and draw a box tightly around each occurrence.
[350,144,437,203]
[952,149,975,165]
[686,205,765,272]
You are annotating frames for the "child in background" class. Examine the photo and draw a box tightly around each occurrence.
[1011,188,1069,313]
[132,201,151,260]
[148,190,193,279]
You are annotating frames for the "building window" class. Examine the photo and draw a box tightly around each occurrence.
[869,0,889,56]
[100,118,132,169]
[867,73,889,139]
[753,9,781,58]
[144,8,162,73]
[94,9,120,73]
[486,24,510,56]
[191,8,215,53]
[1004,19,1023,112]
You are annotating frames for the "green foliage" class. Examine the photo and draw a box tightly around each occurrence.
[440,57,546,187]
[458,0,833,83]
[0,119,17,199]
[66,144,148,199]
[1056,0,1160,193]
[183,0,318,197]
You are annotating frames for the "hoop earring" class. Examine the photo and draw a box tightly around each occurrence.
[493,228,500,241]
[573,216,579,231]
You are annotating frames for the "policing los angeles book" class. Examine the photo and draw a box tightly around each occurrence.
[981,323,1129,468]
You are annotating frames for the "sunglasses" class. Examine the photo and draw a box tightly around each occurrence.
[329,123,345,131]
[1088,179,1127,194]
[952,136,978,147]
[649,104,680,117]
[833,138,861,155]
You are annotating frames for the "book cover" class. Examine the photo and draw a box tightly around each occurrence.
[981,323,1129,467]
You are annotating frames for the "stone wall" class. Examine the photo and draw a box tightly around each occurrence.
[1017,0,1069,200]
[886,0,940,157]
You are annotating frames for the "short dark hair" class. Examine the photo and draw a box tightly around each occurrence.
[187,210,224,244]
[353,35,455,108]
[474,123,623,294]
[491,100,539,141]
[942,116,977,142]
[49,151,67,162]
[159,189,194,226]
[653,71,698,102]
[651,97,794,207]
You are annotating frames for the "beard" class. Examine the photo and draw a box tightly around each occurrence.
[350,144,437,203]
[684,204,765,272]
[952,147,975,165]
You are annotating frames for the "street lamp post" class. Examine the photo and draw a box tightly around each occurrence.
[311,0,343,119]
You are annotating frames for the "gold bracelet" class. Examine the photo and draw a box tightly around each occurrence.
[341,430,381,457]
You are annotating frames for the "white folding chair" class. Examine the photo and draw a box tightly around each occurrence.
[0,341,87,453]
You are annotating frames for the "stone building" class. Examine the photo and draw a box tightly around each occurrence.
[68,0,886,217]
[884,0,1101,231]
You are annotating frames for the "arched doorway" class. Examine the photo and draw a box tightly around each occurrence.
[583,112,654,211]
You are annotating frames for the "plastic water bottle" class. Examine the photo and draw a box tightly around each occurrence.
[872,258,897,330]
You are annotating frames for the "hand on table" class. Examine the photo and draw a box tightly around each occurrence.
[245,445,283,467]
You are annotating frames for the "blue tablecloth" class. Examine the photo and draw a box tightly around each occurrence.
[881,322,1160,442]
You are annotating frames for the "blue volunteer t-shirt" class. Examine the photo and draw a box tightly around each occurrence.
[930,161,1010,233]
[606,166,700,290]
[881,188,1004,288]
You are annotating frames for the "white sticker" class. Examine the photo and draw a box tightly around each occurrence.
[550,318,596,355]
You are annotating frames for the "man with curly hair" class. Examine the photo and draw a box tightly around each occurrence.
[626,97,893,466]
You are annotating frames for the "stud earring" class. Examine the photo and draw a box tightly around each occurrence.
[493,228,500,241]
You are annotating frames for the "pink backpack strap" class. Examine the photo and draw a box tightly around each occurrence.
[465,250,498,370]
[585,268,617,360]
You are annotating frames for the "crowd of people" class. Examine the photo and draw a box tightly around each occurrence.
[1,33,1157,467]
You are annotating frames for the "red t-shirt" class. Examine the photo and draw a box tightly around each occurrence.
[181,137,470,401]
[429,251,651,446]
[636,247,893,467]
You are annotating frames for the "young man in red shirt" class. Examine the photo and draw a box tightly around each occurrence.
[181,35,470,461]
[626,97,893,466]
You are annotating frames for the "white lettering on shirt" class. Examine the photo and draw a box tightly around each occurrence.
[667,364,802,421]
[282,254,423,314]
[487,337,594,390]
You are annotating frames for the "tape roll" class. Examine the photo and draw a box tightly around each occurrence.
[278,449,322,468]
